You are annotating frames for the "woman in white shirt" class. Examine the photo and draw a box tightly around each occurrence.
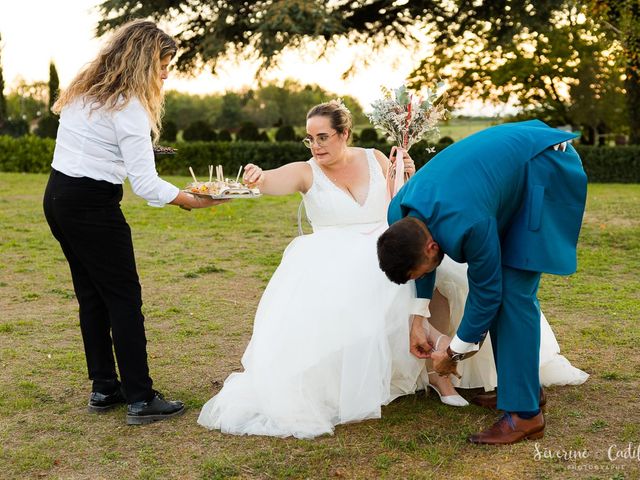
[43,19,223,425]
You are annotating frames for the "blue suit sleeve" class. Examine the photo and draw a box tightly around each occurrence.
[415,272,435,300]
[387,190,403,225]
[456,217,502,343]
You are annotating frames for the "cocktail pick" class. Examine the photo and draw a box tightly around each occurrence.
[235,165,243,183]
[189,166,198,183]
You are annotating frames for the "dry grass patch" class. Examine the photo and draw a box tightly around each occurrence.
[1,173,638,479]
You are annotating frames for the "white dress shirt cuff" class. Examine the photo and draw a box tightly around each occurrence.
[146,181,179,207]
[449,335,480,355]
[409,298,431,318]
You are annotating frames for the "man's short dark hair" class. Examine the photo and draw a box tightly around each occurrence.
[377,217,427,284]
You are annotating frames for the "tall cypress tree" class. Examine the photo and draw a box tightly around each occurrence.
[48,61,59,115]
[0,33,7,124]
[36,60,60,137]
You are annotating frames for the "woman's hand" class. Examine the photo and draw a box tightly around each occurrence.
[243,164,265,188]
[409,315,433,359]
[389,146,416,177]
[189,195,229,209]
[171,191,229,211]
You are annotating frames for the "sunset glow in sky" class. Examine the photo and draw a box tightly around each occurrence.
[0,0,505,115]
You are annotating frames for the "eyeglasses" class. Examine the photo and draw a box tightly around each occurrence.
[302,132,338,149]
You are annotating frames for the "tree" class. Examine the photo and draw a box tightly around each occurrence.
[48,61,60,114]
[96,1,639,142]
[214,92,247,130]
[183,120,217,141]
[5,80,47,124]
[236,122,261,141]
[241,80,368,128]
[359,128,378,143]
[163,91,222,131]
[275,125,297,142]
[160,119,177,142]
[0,33,7,125]
[409,2,630,140]
[36,61,61,138]
[590,0,640,143]
[217,129,232,141]
[95,1,427,74]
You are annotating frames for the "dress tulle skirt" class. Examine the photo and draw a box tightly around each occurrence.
[197,224,424,439]
[198,229,588,438]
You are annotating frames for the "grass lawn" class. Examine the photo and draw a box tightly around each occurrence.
[0,172,638,479]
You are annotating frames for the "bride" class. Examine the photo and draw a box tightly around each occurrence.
[197,100,587,439]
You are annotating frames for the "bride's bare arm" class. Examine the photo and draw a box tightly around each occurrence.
[243,162,312,195]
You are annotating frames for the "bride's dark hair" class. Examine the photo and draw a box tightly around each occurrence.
[307,99,352,141]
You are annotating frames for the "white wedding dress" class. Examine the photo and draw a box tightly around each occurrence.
[198,149,587,439]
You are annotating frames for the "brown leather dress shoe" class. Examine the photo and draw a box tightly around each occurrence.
[469,412,545,445]
[471,388,547,410]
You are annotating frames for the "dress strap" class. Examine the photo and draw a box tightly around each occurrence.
[306,158,326,187]
[365,148,386,182]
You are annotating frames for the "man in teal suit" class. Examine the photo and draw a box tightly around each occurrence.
[377,120,587,445]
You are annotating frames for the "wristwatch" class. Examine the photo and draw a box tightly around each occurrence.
[446,345,465,362]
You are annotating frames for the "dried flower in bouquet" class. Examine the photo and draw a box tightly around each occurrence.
[367,83,447,197]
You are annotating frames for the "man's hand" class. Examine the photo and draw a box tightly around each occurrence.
[431,349,461,378]
[409,315,433,359]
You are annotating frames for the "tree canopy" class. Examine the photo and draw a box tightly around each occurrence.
[96,0,639,142]
[163,80,366,132]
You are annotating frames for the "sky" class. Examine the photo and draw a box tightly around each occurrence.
[0,0,502,115]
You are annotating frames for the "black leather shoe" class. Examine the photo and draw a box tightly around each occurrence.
[88,389,126,413]
[126,391,185,425]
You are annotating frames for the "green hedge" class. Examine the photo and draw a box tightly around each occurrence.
[1,135,638,183]
[0,135,56,173]
[574,146,640,183]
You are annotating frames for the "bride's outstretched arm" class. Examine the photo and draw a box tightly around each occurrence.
[243,162,312,195]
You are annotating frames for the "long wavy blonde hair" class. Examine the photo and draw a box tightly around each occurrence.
[53,19,176,141]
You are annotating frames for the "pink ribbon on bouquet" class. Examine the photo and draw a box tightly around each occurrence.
[386,146,406,200]
[386,96,412,199]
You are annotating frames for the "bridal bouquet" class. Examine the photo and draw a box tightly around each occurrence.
[367,83,447,198]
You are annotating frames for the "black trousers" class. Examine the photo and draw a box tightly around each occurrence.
[43,169,153,403]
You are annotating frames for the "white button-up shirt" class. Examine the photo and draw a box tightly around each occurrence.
[52,97,179,207]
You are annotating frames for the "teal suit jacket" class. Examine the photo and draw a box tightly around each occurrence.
[387,120,587,343]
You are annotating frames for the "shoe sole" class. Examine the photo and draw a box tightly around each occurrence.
[471,391,547,411]
[469,428,545,445]
[87,403,124,413]
[471,400,547,411]
[126,406,186,425]
[427,384,469,407]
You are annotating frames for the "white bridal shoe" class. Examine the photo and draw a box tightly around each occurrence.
[420,369,469,407]
[420,334,469,407]
[426,382,469,407]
